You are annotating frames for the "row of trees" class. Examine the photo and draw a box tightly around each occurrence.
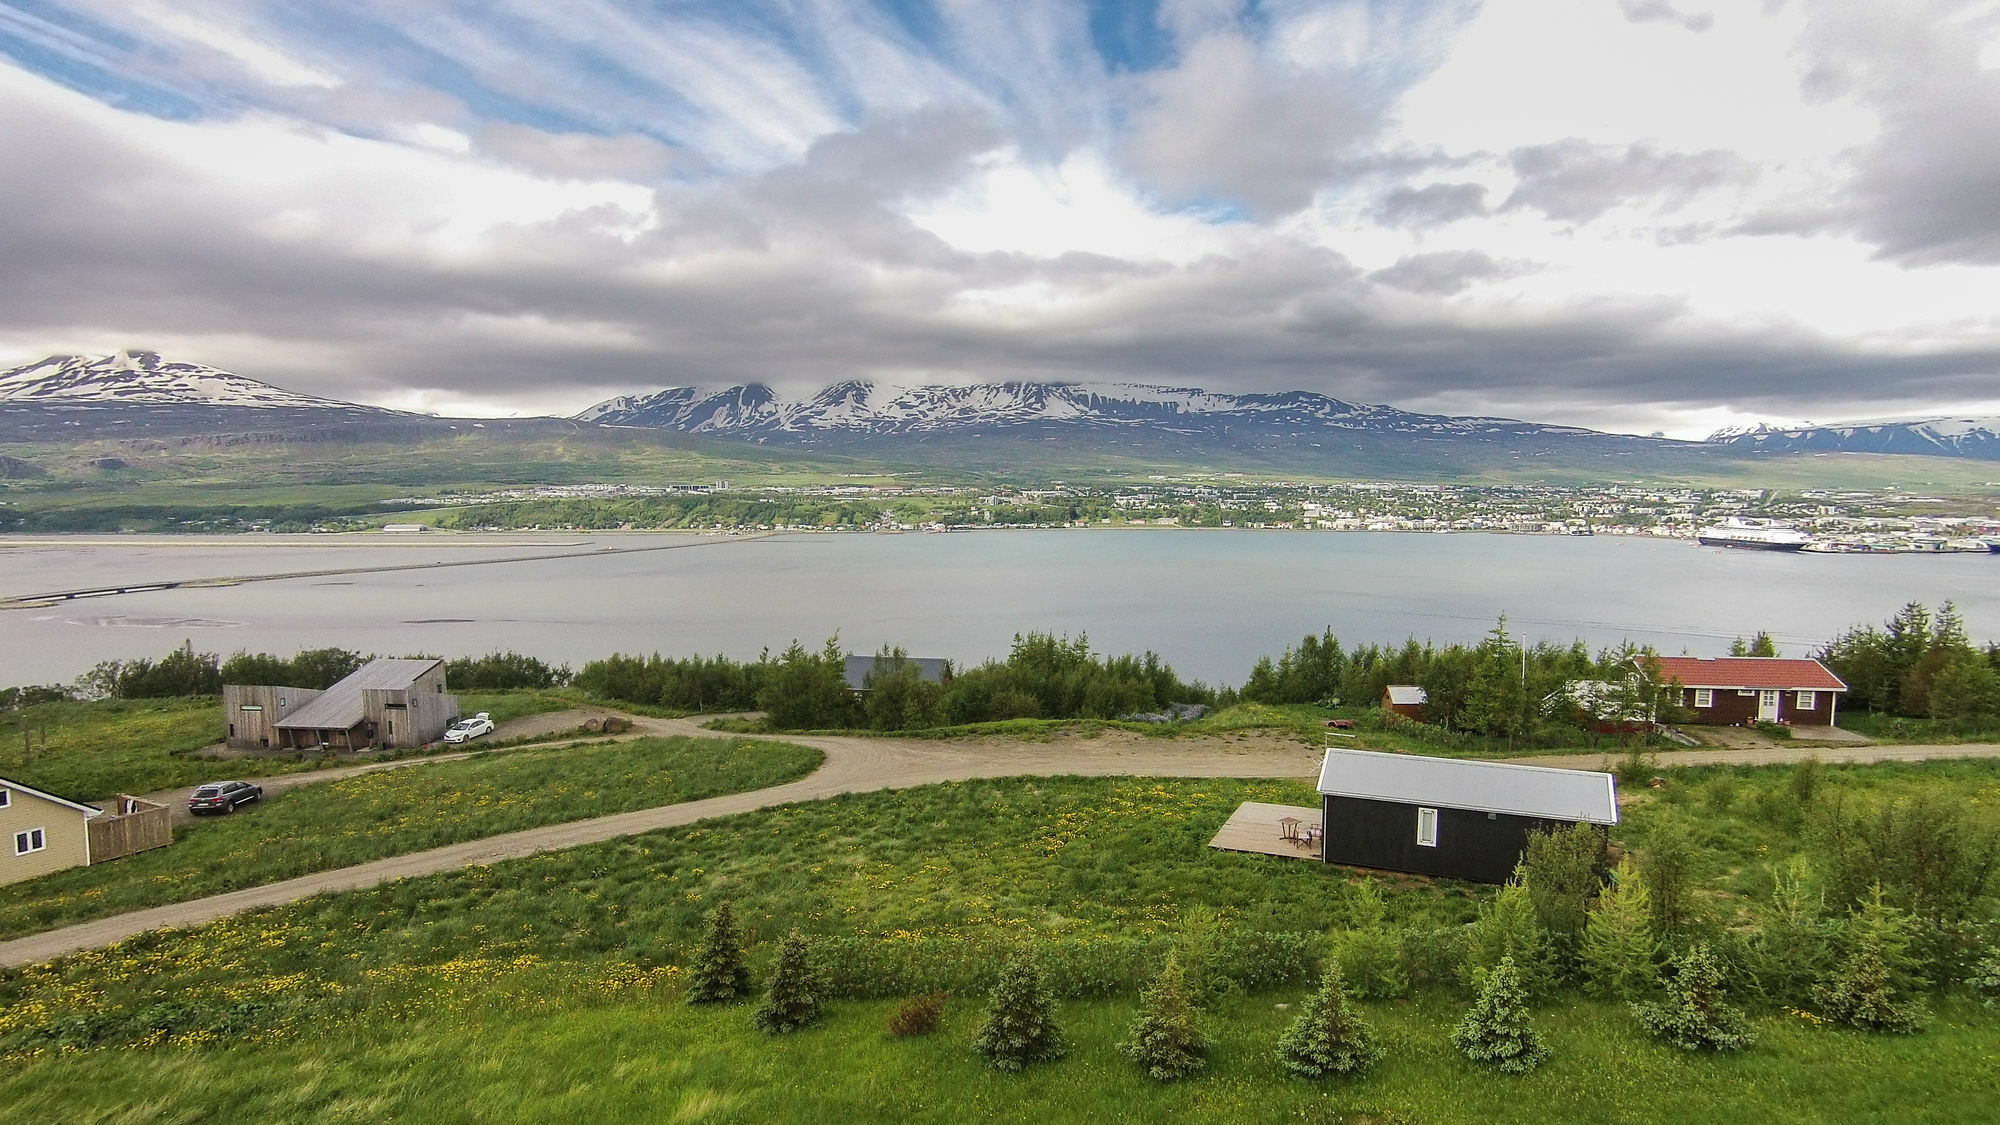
[1819,601,2000,723]
[1241,622,1675,742]
[71,645,571,700]
[575,633,1212,731]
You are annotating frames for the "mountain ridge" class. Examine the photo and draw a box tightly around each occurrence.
[1705,417,2000,460]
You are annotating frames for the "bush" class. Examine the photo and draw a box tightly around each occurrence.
[973,953,1067,1072]
[887,992,948,1037]
[1742,857,1835,1006]
[685,902,753,1005]
[1460,880,1556,998]
[1453,956,1548,1074]
[1967,950,2000,1010]
[1815,888,1930,1033]
[1639,816,1701,941]
[1275,965,1381,1079]
[1119,954,1208,1081]
[1333,882,1408,1001]
[1579,859,1657,1001]
[1632,944,1755,1052]
[1810,792,1998,970]
[1519,823,1607,963]
[754,930,824,1034]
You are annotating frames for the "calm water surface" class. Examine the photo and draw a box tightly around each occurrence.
[1,531,1994,687]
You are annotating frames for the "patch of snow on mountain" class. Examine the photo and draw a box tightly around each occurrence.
[0,350,358,410]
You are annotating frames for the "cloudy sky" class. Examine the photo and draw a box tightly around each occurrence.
[1,0,1997,437]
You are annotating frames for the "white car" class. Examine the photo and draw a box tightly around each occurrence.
[443,713,494,743]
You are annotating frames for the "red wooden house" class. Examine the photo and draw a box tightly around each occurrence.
[1644,656,1847,726]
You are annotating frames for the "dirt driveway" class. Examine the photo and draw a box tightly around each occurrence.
[7,715,1998,969]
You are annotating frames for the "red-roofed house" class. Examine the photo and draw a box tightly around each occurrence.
[1642,656,1848,726]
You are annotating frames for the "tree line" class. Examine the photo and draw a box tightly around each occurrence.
[69,646,571,700]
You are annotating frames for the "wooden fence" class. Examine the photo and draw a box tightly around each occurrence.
[88,795,171,863]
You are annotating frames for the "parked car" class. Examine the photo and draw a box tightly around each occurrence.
[188,780,263,815]
[443,713,495,744]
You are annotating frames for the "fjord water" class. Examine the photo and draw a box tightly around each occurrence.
[1,531,1995,688]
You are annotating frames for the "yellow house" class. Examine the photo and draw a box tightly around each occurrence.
[1,776,102,887]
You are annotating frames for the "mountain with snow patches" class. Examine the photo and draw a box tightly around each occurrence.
[0,350,364,409]
[575,380,1606,444]
[1705,417,2000,460]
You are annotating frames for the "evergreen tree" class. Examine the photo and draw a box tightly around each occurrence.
[1632,944,1755,1052]
[1460,879,1556,998]
[1119,953,1208,1080]
[1452,956,1548,1074]
[1276,965,1381,1079]
[1519,823,1607,964]
[973,953,1067,1072]
[1333,881,1409,1000]
[1744,857,1834,1005]
[1579,859,1658,1000]
[1815,888,1929,1033]
[754,930,823,1033]
[1638,817,1700,941]
[686,901,753,1005]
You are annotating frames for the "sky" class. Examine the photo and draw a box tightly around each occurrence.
[0,0,1997,438]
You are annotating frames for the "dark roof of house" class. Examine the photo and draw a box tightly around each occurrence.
[0,776,101,818]
[275,658,443,731]
[842,655,950,691]
[1646,656,1847,692]
[1317,748,1619,825]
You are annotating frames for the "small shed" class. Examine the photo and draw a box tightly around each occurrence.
[1381,684,1428,720]
[1317,748,1618,883]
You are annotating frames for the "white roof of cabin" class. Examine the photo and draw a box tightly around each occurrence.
[1317,748,1618,825]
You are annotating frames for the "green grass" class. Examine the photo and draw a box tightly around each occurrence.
[0,735,821,940]
[0,698,288,801]
[1,965,1994,1123]
[3,762,1998,1118]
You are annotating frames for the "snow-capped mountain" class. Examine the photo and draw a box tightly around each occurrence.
[0,350,362,409]
[1706,417,2000,460]
[575,379,1604,443]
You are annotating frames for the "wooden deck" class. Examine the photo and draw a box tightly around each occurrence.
[1208,801,1323,861]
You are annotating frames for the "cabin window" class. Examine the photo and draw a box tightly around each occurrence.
[1796,691,1816,710]
[14,828,46,856]
[0,789,9,809]
[1693,689,1713,708]
[239,704,262,712]
[1416,807,1439,848]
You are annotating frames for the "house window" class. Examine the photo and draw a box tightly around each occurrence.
[239,704,263,712]
[14,828,45,856]
[1416,807,1439,848]
[1796,691,1817,710]
[0,789,9,809]
[1693,688,1713,708]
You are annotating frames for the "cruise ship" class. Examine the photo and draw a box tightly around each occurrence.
[1695,519,1812,552]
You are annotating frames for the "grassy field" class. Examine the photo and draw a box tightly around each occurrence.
[0,690,581,804]
[1,759,1997,1119]
[0,735,822,940]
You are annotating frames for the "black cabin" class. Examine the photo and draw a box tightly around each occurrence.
[1317,748,1619,884]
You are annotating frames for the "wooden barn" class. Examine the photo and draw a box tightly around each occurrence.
[227,658,460,752]
[1645,656,1847,726]
[1317,748,1618,883]
[1381,684,1428,720]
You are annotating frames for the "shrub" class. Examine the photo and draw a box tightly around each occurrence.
[685,901,753,1005]
[1452,956,1548,1074]
[1460,880,1556,998]
[1967,950,2000,1010]
[1639,816,1701,941]
[1632,944,1755,1052]
[973,953,1067,1072]
[1276,965,1381,1079]
[1810,792,1998,971]
[1579,859,1657,1001]
[1815,887,1929,1033]
[887,992,948,1037]
[1742,857,1835,1006]
[1333,881,1408,1001]
[1119,954,1209,1081]
[1519,823,1608,962]
[754,930,823,1034]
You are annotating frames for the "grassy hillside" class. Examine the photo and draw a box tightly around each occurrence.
[3,761,1997,1119]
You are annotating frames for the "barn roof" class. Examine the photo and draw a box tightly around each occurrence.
[1384,685,1428,706]
[1645,656,1846,692]
[842,655,950,691]
[1317,748,1619,825]
[275,658,443,731]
